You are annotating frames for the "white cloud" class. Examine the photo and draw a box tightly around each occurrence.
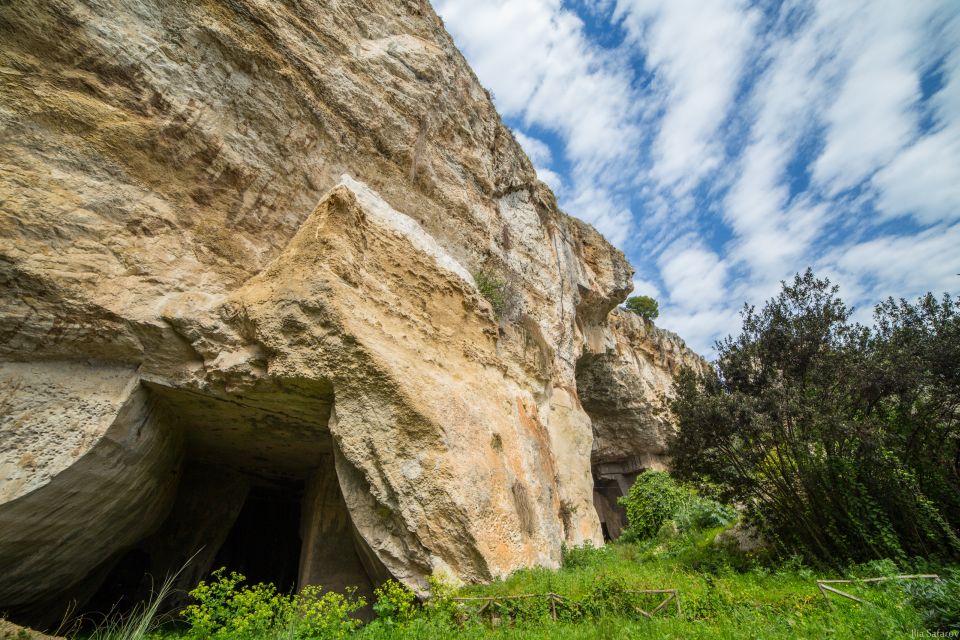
[629,278,661,300]
[614,0,760,194]
[810,0,936,194]
[435,0,640,246]
[433,0,641,173]
[536,167,564,194]
[874,127,960,224]
[658,306,742,358]
[564,187,633,246]
[708,0,958,353]
[658,239,728,311]
[512,130,553,166]
[512,129,565,192]
[874,22,960,225]
[822,223,960,303]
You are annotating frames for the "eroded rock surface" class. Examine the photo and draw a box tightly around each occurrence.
[0,0,710,622]
[0,0,641,619]
[579,309,708,538]
[0,363,182,616]
[580,309,708,471]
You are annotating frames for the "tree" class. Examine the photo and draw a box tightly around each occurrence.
[668,269,960,565]
[625,295,659,320]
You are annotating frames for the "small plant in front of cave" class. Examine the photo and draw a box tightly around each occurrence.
[181,568,366,639]
[371,579,418,627]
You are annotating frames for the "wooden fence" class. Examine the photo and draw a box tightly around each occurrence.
[449,588,681,624]
[815,574,941,609]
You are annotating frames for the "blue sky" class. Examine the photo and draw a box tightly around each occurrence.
[434,0,960,355]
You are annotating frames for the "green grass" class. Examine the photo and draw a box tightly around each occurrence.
[75,526,957,640]
[366,529,933,640]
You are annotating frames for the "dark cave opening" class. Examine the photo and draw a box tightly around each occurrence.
[592,474,629,541]
[80,465,309,624]
[82,549,152,621]
[7,382,384,632]
[74,455,378,629]
[210,481,304,593]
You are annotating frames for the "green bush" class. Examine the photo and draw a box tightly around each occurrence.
[617,471,690,541]
[473,270,508,318]
[904,570,960,633]
[182,569,287,639]
[624,295,659,320]
[675,496,736,532]
[669,270,960,564]
[561,540,614,569]
[618,471,736,543]
[181,568,365,639]
[372,579,418,627]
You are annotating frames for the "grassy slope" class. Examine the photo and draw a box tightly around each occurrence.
[355,528,938,639]
[72,525,951,639]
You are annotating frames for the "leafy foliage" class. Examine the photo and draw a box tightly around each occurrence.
[625,295,659,320]
[561,540,615,569]
[295,586,368,639]
[674,496,737,533]
[393,532,951,639]
[617,471,735,542]
[618,471,690,541]
[473,269,509,319]
[111,537,959,640]
[181,568,365,639]
[669,269,960,565]
[371,579,418,627]
[904,569,960,632]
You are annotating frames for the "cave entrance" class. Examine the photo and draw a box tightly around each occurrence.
[211,480,304,592]
[591,463,642,541]
[83,466,309,619]
[78,380,377,624]
[576,352,659,542]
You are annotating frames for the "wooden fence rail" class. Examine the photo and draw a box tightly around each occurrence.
[449,588,681,623]
[815,574,941,609]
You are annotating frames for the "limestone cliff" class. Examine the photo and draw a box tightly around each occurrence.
[579,309,708,538]
[0,0,697,624]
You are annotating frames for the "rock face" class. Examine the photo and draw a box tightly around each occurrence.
[0,0,697,624]
[579,309,708,538]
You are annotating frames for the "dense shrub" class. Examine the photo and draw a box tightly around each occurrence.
[669,270,960,565]
[674,496,737,533]
[904,569,960,633]
[181,568,365,639]
[618,471,688,541]
[617,471,734,542]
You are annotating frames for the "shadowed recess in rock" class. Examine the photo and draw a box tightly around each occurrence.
[0,368,378,629]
